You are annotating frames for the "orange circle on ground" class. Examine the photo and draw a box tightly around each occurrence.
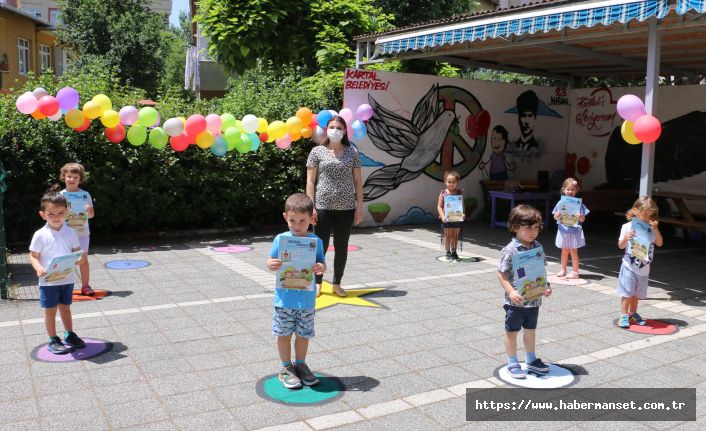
[72,289,110,301]
[615,319,678,335]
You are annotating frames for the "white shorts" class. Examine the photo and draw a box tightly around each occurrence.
[78,235,90,254]
[616,265,648,299]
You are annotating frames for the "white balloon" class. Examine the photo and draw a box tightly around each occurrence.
[163,117,184,137]
[33,87,48,100]
[242,114,259,134]
[47,110,63,121]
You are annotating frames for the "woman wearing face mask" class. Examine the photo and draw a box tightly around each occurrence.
[306,116,363,297]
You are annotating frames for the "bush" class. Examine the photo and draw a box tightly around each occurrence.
[0,63,343,242]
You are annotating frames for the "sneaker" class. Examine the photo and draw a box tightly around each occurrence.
[47,336,68,355]
[526,358,550,374]
[507,363,526,379]
[295,363,320,386]
[278,365,302,389]
[451,251,460,260]
[81,285,95,296]
[64,331,86,349]
[629,312,647,326]
[618,314,630,328]
[445,251,452,261]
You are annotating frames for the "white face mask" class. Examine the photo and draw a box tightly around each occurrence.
[327,129,344,142]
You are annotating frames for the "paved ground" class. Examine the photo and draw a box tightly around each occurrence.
[3,221,706,430]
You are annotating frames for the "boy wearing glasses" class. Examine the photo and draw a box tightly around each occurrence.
[29,186,86,354]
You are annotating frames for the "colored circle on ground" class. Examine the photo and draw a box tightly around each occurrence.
[31,338,113,363]
[72,289,110,301]
[547,274,589,286]
[256,373,344,406]
[495,363,578,389]
[612,319,678,335]
[212,245,253,253]
[327,245,361,252]
[104,260,151,270]
[435,254,480,263]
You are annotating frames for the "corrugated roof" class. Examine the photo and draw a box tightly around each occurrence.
[354,0,571,40]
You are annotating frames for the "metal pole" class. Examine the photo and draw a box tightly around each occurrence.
[640,18,660,197]
[0,159,7,299]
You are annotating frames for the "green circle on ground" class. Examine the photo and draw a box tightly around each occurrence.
[256,373,343,405]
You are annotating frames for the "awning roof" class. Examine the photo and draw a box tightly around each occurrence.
[356,0,706,80]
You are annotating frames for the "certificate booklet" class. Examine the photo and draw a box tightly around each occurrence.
[444,194,464,222]
[512,248,548,303]
[629,219,651,260]
[43,251,83,284]
[276,236,317,290]
[63,191,90,235]
[558,196,582,227]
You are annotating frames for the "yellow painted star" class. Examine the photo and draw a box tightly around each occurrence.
[315,281,386,311]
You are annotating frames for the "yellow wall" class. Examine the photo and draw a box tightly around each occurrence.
[0,9,55,90]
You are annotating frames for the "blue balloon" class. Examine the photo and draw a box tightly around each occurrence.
[317,110,332,128]
[211,136,228,157]
[352,120,367,139]
[247,133,260,151]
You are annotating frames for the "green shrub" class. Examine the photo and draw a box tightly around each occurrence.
[0,63,343,242]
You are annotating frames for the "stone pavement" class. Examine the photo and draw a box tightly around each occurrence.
[2,221,705,430]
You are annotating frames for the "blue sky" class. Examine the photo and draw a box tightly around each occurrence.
[169,0,189,27]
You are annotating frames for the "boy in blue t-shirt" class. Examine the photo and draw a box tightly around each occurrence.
[267,193,326,389]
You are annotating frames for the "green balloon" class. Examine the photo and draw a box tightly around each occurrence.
[149,127,168,149]
[127,125,147,146]
[221,113,237,131]
[224,127,241,151]
[235,133,251,153]
[137,107,158,127]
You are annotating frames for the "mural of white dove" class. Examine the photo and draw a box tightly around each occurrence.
[363,84,457,201]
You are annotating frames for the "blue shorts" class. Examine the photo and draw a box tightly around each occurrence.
[504,305,539,332]
[39,284,74,308]
[617,265,649,299]
[272,307,315,338]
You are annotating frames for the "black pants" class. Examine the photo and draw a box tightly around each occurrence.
[314,209,355,285]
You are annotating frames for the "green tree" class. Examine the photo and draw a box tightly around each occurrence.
[160,11,193,94]
[195,0,393,74]
[373,0,482,27]
[55,0,169,96]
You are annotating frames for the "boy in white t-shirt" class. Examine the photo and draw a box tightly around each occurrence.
[29,186,86,354]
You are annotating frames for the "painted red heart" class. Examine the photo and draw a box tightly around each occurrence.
[577,156,591,175]
[565,153,577,178]
[465,115,478,139]
[475,110,491,137]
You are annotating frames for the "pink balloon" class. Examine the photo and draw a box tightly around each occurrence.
[119,106,139,125]
[633,114,662,143]
[356,104,373,121]
[206,113,222,136]
[185,114,207,135]
[617,94,646,122]
[339,108,353,123]
[276,133,292,149]
[38,96,60,116]
[170,133,190,151]
[16,92,38,114]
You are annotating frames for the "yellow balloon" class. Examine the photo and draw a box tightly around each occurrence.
[65,109,85,129]
[92,94,112,114]
[621,120,641,145]
[286,116,303,135]
[196,130,215,149]
[301,127,312,139]
[257,117,268,133]
[82,100,102,120]
[267,121,287,140]
[100,109,120,128]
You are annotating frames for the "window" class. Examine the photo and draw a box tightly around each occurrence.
[21,7,42,18]
[40,44,51,71]
[49,8,61,25]
[18,38,30,75]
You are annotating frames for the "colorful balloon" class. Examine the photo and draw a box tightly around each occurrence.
[206,114,222,136]
[31,110,47,120]
[316,110,332,128]
[105,123,126,143]
[137,107,158,127]
[127,125,147,146]
[56,87,80,111]
[356,104,373,121]
[285,117,303,135]
[296,107,313,125]
[83,100,102,120]
[339,108,353,123]
[65,109,86,129]
[32,87,48,100]
[16,92,38,114]
[38,96,60,116]
[301,127,312,139]
[267,121,287,140]
[163,118,184,137]
[185,114,207,135]
[235,134,251,153]
[242,114,259,134]
[259,132,269,142]
[100,110,120,128]
[149,127,168,149]
[119,106,139,125]
[275,134,292,149]
[257,117,269,133]
[633,114,662,143]
[196,130,215,149]
[220,113,237,131]
[620,121,641,145]
[223,127,242,151]
[352,120,367,139]
[92,94,112,114]
[47,110,63,121]
[617,94,646,122]
[211,136,228,156]
[170,134,190,151]
[73,118,90,132]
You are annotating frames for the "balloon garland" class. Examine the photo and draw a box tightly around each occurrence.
[617,94,662,145]
[15,87,374,157]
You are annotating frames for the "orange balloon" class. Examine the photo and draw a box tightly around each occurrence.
[31,110,46,120]
[301,127,313,138]
[296,107,313,125]
[290,131,302,141]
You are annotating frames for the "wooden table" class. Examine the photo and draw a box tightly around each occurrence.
[653,191,706,233]
[489,191,554,229]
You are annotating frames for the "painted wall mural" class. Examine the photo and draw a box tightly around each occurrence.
[344,69,570,227]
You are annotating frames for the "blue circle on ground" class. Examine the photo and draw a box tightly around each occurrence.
[104,260,151,270]
[256,373,344,406]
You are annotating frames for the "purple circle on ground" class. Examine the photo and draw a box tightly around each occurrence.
[104,260,151,270]
[212,245,253,253]
[31,338,113,362]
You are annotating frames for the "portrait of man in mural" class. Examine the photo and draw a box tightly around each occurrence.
[515,90,540,151]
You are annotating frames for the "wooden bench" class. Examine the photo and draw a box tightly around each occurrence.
[658,217,706,232]
[579,189,637,216]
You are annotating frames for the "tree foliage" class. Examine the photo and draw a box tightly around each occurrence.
[55,0,170,96]
[195,0,393,73]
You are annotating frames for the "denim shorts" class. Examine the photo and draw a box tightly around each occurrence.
[504,304,539,332]
[39,284,74,308]
[617,265,649,299]
[272,307,315,338]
